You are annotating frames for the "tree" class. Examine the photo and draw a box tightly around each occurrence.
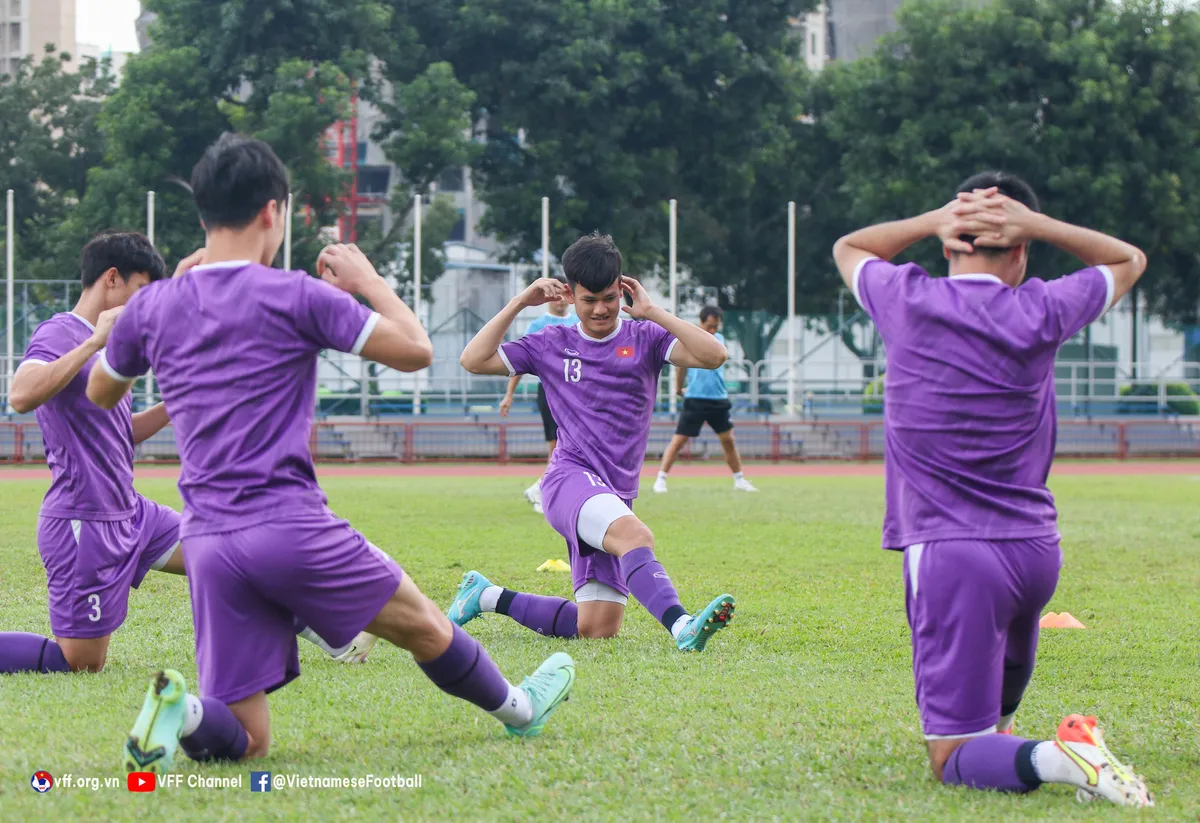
[392,0,820,315]
[0,48,116,280]
[816,0,1200,325]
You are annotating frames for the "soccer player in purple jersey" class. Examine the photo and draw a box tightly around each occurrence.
[454,232,736,649]
[0,233,374,676]
[86,135,575,774]
[832,171,1152,806]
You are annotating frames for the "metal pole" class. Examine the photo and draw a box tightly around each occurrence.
[412,194,422,417]
[541,197,550,280]
[668,198,678,415]
[835,289,843,396]
[284,192,293,270]
[5,190,13,412]
[145,192,156,407]
[787,201,796,417]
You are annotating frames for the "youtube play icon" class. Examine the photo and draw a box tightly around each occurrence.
[127,772,156,792]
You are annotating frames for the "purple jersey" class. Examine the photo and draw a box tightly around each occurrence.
[500,318,677,497]
[854,259,1114,549]
[100,261,378,538]
[21,313,136,520]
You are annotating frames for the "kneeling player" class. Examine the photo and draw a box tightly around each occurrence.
[832,172,1152,806]
[455,232,735,649]
[87,135,573,773]
[0,232,368,675]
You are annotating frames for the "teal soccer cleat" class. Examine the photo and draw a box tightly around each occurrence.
[675,594,736,652]
[505,652,576,738]
[124,669,188,774]
[447,570,493,626]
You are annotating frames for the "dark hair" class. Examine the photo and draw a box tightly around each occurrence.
[954,171,1040,254]
[699,305,723,323]
[561,232,623,293]
[191,133,290,230]
[80,232,165,288]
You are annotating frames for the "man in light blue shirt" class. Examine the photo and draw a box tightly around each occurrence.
[654,306,756,493]
[499,277,579,512]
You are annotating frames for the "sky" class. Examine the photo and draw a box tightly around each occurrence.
[75,0,142,52]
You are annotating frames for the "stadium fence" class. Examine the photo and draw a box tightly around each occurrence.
[1,418,1197,464]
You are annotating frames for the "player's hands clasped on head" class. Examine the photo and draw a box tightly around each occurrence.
[90,306,125,347]
[959,188,1039,250]
[316,244,383,296]
[619,276,655,320]
[173,248,207,279]
[519,278,569,308]
[934,187,1008,253]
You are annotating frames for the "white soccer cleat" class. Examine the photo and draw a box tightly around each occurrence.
[524,481,542,506]
[1054,715,1153,807]
[532,502,544,515]
[733,478,758,493]
[652,478,668,494]
[330,631,378,664]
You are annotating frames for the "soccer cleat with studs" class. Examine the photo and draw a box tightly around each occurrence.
[675,594,736,652]
[1054,714,1154,807]
[124,669,188,774]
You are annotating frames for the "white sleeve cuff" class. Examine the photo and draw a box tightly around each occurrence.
[1096,264,1116,315]
[350,312,380,356]
[851,256,879,309]
[99,348,137,383]
[497,345,517,377]
[15,358,47,373]
[664,338,680,365]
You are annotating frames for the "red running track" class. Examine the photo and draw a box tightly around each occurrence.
[0,461,1197,481]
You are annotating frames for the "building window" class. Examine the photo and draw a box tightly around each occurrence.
[437,166,464,192]
[448,209,466,242]
[10,0,20,15]
[811,32,817,57]
[357,141,367,164]
[9,22,20,48]
[357,166,390,197]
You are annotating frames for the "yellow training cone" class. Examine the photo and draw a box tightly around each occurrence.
[537,559,571,572]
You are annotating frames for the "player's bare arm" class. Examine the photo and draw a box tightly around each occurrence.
[674,362,688,396]
[460,278,569,375]
[832,187,1007,287]
[500,374,521,416]
[620,277,726,370]
[12,306,125,414]
[131,402,171,444]
[966,194,1147,303]
[316,244,433,372]
[86,356,135,410]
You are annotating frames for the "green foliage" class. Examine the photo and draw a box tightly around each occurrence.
[814,0,1200,324]
[1119,382,1200,415]
[393,0,819,312]
[0,48,116,279]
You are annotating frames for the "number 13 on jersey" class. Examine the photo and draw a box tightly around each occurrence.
[563,358,582,383]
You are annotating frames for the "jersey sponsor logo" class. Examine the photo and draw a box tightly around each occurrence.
[564,348,581,356]
[617,346,634,358]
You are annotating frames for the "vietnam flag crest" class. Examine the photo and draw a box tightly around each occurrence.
[617,346,635,358]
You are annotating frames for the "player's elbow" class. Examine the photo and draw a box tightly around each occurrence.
[1129,247,1148,279]
[8,385,35,414]
[384,342,433,373]
[459,351,485,374]
[699,346,728,371]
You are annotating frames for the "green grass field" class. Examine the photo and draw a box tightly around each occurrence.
[1,470,1198,820]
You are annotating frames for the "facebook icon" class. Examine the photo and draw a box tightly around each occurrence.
[250,771,272,792]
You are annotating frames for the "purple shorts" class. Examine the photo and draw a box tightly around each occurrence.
[904,537,1061,737]
[38,495,181,639]
[540,463,630,598]
[184,511,403,704]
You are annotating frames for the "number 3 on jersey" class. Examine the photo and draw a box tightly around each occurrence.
[563,357,582,383]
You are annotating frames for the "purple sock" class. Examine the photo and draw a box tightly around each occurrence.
[619,547,687,633]
[497,591,578,638]
[417,624,511,712]
[0,632,72,673]
[942,735,1043,793]
[180,697,250,762]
